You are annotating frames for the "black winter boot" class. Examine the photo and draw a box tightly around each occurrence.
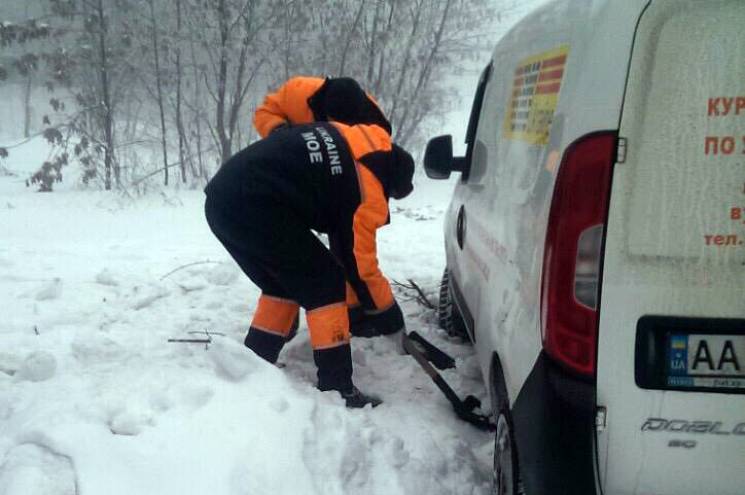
[341,386,383,409]
[244,327,285,363]
[314,344,382,407]
[315,344,354,392]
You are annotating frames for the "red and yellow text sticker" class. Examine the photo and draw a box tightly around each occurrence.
[504,45,569,145]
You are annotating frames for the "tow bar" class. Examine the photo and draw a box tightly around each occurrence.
[403,331,496,432]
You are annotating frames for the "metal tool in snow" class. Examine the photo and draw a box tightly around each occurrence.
[167,330,225,349]
[403,331,496,431]
[406,331,456,370]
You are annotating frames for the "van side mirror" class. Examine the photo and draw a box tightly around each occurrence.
[424,135,466,180]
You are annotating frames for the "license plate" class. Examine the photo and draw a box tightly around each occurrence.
[667,334,745,390]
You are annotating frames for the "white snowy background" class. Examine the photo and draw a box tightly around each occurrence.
[1,2,550,494]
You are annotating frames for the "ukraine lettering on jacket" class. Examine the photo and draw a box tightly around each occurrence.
[301,127,343,176]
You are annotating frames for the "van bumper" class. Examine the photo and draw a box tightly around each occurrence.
[511,352,598,495]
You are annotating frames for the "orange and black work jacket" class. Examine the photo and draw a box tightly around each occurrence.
[253,76,392,138]
[208,121,399,314]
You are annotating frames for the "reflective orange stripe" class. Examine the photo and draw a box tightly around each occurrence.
[306,302,350,349]
[251,295,300,336]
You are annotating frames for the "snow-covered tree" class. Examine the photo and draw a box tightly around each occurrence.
[3,0,515,191]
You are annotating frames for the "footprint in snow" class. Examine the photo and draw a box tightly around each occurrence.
[15,351,57,383]
[94,268,119,287]
[205,263,240,286]
[108,408,154,436]
[0,443,77,495]
[70,334,125,365]
[208,337,262,381]
[35,278,62,301]
[130,284,170,310]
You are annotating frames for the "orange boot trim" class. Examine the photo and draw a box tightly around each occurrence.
[251,295,300,337]
[306,302,350,350]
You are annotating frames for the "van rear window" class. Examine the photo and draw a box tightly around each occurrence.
[621,3,745,264]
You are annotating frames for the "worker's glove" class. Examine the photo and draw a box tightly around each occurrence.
[349,305,376,337]
[349,301,405,338]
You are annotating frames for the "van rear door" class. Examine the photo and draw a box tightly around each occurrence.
[596,1,745,494]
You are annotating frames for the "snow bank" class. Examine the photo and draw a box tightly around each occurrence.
[0,175,492,495]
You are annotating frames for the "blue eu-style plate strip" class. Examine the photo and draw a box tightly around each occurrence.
[668,334,689,377]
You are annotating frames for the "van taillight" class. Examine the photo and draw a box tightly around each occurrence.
[540,132,617,377]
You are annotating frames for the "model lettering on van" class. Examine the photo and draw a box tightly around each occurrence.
[707,97,745,117]
[641,418,745,436]
[668,439,697,449]
[703,234,742,246]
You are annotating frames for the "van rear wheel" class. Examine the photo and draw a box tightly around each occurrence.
[438,268,468,338]
[493,411,520,495]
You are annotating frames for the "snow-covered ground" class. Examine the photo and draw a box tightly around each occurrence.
[0,1,564,489]
[0,141,494,494]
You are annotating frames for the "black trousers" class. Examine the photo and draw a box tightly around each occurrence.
[204,192,353,392]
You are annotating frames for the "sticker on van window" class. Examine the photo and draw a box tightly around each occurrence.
[503,45,569,145]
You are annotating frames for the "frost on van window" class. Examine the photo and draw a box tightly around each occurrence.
[617,2,745,278]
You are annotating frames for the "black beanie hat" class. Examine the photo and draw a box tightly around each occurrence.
[323,77,367,123]
[389,144,415,200]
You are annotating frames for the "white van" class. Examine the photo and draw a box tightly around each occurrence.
[423,1,745,494]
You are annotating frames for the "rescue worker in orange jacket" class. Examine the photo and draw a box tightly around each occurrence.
[253,75,400,337]
[253,76,391,138]
[204,121,414,408]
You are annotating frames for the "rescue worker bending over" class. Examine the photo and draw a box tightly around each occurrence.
[253,76,391,138]
[204,122,414,408]
[254,75,403,337]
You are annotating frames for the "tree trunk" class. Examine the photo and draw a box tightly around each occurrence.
[175,0,188,183]
[388,1,423,130]
[366,0,382,84]
[148,0,169,186]
[397,0,452,146]
[373,2,396,96]
[96,0,115,190]
[23,73,32,138]
[338,1,365,76]
[188,25,205,179]
[215,0,231,163]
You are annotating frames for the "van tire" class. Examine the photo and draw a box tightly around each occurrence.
[491,356,523,495]
[494,411,520,495]
[438,269,468,338]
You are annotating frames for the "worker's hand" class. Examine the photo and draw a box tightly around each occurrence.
[349,305,376,337]
[349,301,405,338]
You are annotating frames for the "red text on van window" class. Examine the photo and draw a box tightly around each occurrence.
[731,207,741,221]
[708,97,745,117]
[704,135,742,155]
[704,234,742,246]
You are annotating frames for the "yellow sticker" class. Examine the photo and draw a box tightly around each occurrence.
[504,45,570,145]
